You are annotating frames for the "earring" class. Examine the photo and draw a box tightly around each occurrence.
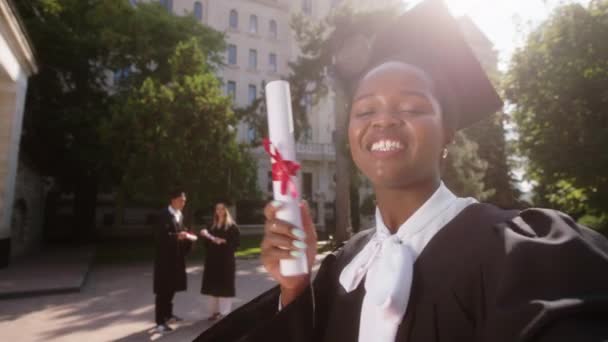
[442,147,449,159]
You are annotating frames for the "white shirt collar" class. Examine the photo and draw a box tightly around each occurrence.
[375,182,459,242]
[339,182,477,342]
[168,205,182,222]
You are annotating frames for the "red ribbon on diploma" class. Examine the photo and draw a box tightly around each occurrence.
[263,138,300,198]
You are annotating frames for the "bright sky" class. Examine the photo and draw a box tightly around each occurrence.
[404,0,592,71]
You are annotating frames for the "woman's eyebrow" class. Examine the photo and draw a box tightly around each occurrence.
[353,90,431,103]
[352,93,375,103]
[399,90,431,100]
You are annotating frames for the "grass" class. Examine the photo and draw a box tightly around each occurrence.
[235,235,263,258]
[94,235,264,265]
[93,235,337,265]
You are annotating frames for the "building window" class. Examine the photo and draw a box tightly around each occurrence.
[160,0,173,11]
[249,15,258,33]
[269,20,277,39]
[227,44,237,65]
[303,93,313,113]
[114,67,130,86]
[267,171,273,193]
[302,0,312,15]
[229,9,238,29]
[303,172,313,201]
[248,84,257,105]
[301,127,313,143]
[247,126,257,143]
[269,53,277,72]
[227,81,236,101]
[194,1,203,21]
[249,49,258,70]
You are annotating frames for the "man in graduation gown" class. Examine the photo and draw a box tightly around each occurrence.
[153,189,192,333]
[195,1,608,341]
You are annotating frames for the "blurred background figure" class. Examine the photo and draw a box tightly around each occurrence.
[200,202,240,320]
[153,189,193,333]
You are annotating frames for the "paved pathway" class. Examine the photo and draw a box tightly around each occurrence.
[0,258,273,341]
[0,255,324,342]
[0,246,94,299]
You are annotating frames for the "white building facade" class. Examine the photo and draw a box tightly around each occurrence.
[0,0,37,267]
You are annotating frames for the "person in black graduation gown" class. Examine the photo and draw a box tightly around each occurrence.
[153,189,193,333]
[199,202,240,320]
[195,1,608,341]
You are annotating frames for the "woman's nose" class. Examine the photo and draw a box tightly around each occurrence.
[371,110,402,129]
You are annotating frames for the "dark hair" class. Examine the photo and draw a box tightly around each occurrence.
[169,188,186,200]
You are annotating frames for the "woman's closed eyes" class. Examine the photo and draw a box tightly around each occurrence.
[352,104,432,119]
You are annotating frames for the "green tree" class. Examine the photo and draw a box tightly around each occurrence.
[505,0,608,230]
[443,133,494,200]
[103,38,258,221]
[17,0,226,237]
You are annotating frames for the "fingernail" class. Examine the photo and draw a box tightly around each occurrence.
[292,240,307,249]
[271,200,282,208]
[290,250,303,258]
[291,228,306,239]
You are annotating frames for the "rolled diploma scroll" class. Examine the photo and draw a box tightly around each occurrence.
[265,80,308,276]
[185,232,198,241]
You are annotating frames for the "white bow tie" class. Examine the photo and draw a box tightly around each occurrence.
[339,231,415,325]
[338,183,476,342]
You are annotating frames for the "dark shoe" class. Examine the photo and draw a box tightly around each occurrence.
[154,324,173,333]
[167,315,183,323]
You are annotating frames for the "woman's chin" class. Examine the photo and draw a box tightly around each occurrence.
[368,172,414,190]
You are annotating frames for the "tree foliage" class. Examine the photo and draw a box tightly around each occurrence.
[103,39,258,213]
[17,0,250,232]
[505,0,608,229]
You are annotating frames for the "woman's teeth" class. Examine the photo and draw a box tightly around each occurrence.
[370,140,404,152]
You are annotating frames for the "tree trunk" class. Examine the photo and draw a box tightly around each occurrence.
[333,87,352,244]
[114,189,126,228]
[73,175,98,242]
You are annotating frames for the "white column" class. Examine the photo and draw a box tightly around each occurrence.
[0,72,27,241]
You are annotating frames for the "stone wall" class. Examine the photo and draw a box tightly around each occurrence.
[10,160,46,258]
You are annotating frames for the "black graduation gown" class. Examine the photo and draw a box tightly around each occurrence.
[194,204,608,342]
[153,208,192,294]
[201,224,240,297]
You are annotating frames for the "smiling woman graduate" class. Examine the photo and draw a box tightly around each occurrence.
[195,1,608,341]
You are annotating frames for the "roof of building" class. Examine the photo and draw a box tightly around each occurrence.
[0,0,38,76]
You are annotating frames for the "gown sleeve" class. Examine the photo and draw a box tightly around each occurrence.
[483,208,608,342]
[194,247,342,342]
[228,225,240,251]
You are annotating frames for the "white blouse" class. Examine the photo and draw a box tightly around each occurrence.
[339,183,477,342]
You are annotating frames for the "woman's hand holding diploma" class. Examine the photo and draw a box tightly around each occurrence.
[200,228,227,245]
[261,200,317,307]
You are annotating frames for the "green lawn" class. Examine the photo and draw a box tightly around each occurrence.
[94,235,263,265]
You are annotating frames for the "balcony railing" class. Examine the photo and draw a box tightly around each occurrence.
[296,143,335,160]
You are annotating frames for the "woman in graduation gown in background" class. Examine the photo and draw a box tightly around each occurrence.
[200,202,240,320]
[195,0,608,341]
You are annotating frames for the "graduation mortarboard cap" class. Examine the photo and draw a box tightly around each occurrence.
[332,0,502,130]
